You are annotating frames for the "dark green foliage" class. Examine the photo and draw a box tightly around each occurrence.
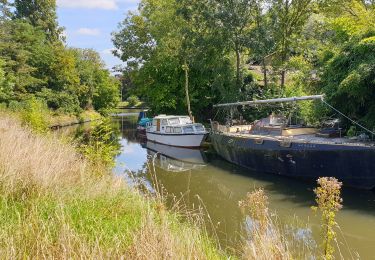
[0,5,120,116]
[110,0,375,130]
[320,35,375,127]
[36,88,81,114]
[113,0,235,119]
[0,58,13,102]
[14,0,62,42]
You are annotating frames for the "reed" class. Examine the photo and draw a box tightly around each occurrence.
[0,114,225,259]
[239,188,316,260]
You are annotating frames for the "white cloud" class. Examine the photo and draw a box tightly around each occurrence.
[76,28,101,36]
[57,0,118,10]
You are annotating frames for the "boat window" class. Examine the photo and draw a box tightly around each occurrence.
[173,127,182,134]
[152,119,157,126]
[194,124,205,132]
[180,117,192,124]
[168,118,180,125]
[183,126,194,133]
[161,119,168,126]
[165,126,172,133]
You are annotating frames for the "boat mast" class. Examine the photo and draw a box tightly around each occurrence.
[182,61,193,121]
[213,95,324,108]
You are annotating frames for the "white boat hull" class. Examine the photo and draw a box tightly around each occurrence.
[146,132,206,147]
[146,141,206,164]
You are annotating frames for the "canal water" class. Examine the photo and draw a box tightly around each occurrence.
[63,112,375,258]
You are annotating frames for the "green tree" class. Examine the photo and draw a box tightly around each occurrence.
[93,70,120,112]
[0,20,46,97]
[269,0,315,87]
[319,35,375,126]
[212,0,257,90]
[0,58,14,102]
[248,2,276,88]
[14,0,62,42]
[113,0,234,118]
[72,48,120,112]
[72,48,103,109]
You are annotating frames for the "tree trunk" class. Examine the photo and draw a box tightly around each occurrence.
[262,58,268,88]
[235,45,241,90]
[280,48,287,88]
[183,61,193,120]
[281,70,286,88]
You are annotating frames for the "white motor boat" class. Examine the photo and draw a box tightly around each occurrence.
[146,115,208,147]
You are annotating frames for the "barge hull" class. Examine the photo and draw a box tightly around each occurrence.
[210,133,375,190]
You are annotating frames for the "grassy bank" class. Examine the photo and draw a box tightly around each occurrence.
[1,99,102,130]
[48,110,102,128]
[0,115,225,258]
[117,101,146,109]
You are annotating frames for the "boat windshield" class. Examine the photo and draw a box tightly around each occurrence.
[180,117,192,124]
[183,126,194,133]
[168,118,180,125]
[194,124,205,132]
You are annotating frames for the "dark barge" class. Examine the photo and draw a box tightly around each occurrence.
[211,95,375,190]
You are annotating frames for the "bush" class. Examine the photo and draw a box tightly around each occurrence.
[93,71,120,112]
[76,118,120,167]
[20,98,49,133]
[8,100,24,112]
[36,89,81,114]
[127,95,140,107]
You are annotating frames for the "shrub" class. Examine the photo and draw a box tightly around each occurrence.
[346,126,357,137]
[36,89,81,114]
[76,118,120,167]
[127,95,140,107]
[8,100,24,112]
[20,98,49,133]
[312,177,343,260]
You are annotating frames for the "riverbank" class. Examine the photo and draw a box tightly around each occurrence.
[117,101,148,110]
[1,100,102,130]
[0,114,226,258]
[48,110,102,129]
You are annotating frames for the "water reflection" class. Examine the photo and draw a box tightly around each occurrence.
[111,114,375,258]
[145,142,206,172]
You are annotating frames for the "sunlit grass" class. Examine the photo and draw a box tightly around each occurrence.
[0,114,226,259]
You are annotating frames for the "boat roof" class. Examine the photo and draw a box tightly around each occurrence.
[153,115,190,119]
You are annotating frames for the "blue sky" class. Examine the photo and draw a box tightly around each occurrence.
[57,0,140,71]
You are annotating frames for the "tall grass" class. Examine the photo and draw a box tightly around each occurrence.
[0,114,225,259]
[239,189,316,259]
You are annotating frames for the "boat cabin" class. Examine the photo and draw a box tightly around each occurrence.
[147,115,206,135]
[212,114,318,137]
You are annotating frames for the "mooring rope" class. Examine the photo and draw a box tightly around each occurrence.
[321,99,375,137]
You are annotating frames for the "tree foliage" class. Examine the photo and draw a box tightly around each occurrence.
[113,0,235,118]
[14,0,62,41]
[113,0,375,129]
[0,0,120,115]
